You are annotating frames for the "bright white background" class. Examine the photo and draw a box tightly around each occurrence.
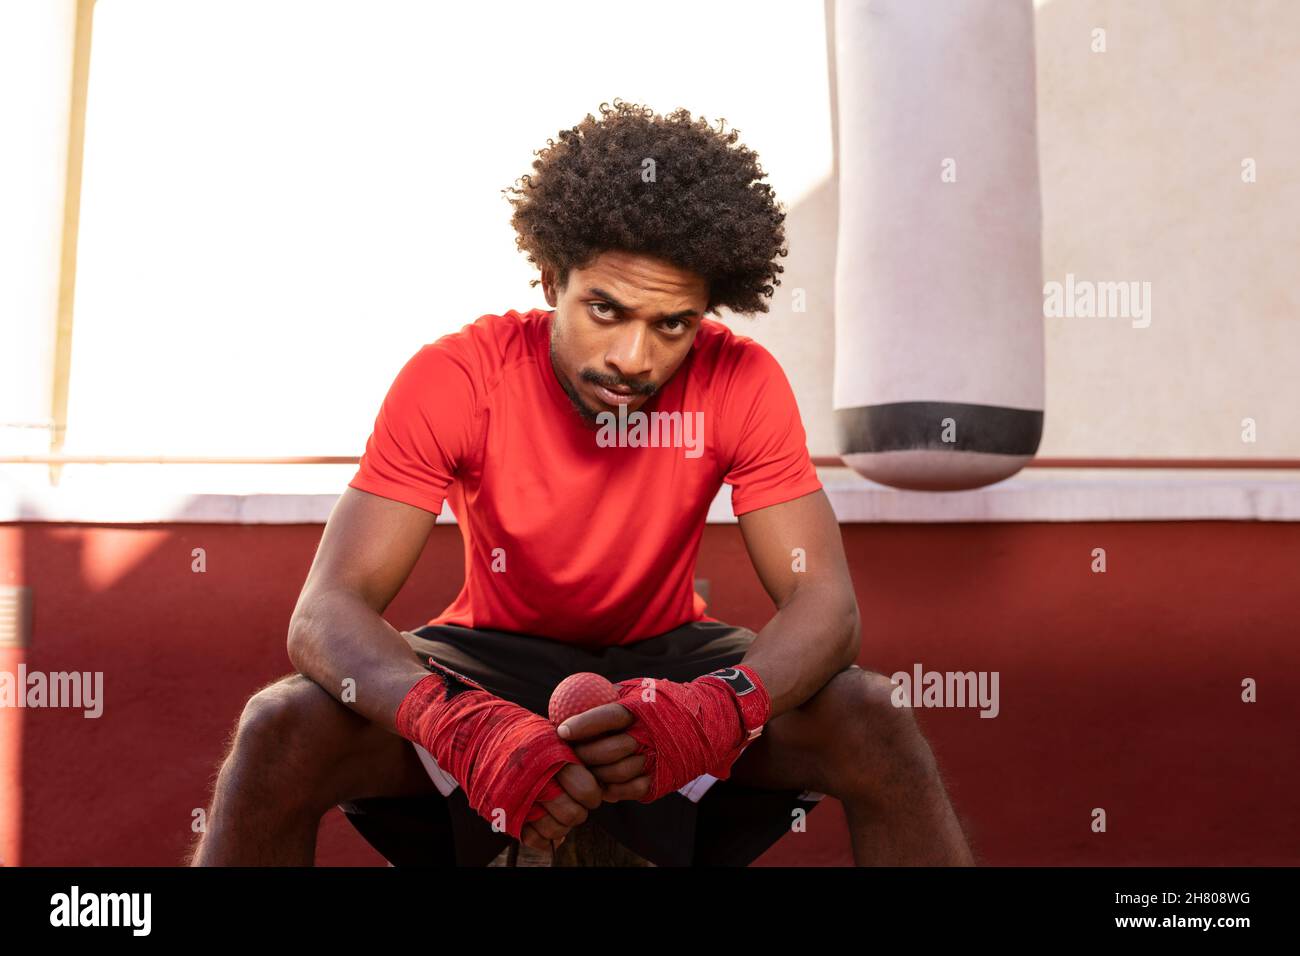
[5,0,1296,504]
[60,0,832,492]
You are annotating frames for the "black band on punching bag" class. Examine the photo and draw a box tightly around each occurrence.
[836,402,1043,457]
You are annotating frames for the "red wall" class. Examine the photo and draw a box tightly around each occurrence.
[2,519,1297,866]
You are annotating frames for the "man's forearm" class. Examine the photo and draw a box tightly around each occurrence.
[287,589,433,731]
[739,585,860,718]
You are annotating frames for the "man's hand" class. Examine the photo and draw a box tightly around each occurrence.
[519,762,605,851]
[558,665,771,804]
[557,703,654,803]
[395,663,606,844]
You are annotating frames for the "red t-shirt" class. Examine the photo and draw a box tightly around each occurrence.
[349,308,821,646]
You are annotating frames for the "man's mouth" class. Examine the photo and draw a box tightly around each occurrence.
[592,382,638,406]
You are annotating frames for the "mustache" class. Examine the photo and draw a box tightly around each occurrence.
[581,370,656,396]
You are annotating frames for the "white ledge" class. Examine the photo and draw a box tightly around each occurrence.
[803,470,1300,523]
[3,467,1299,524]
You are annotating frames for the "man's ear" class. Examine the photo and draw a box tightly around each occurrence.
[539,263,558,308]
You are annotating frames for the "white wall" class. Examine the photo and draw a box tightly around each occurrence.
[51,0,831,492]
[5,0,1295,497]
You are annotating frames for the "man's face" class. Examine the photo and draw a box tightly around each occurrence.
[542,250,709,429]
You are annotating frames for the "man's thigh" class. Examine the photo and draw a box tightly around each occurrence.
[596,619,847,799]
[340,621,834,867]
[591,620,834,866]
[725,665,871,796]
[396,624,588,716]
[337,624,582,866]
[255,671,439,806]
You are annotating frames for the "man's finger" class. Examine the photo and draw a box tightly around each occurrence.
[521,822,565,852]
[557,702,634,742]
[520,823,549,852]
[540,792,588,829]
[601,774,653,803]
[589,754,645,785]
[543,779,593,825]
[570,732,637,767]
[553,762,604,810]
[527,809,571,843]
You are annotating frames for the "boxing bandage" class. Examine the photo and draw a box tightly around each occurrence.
[613,664,771,802]
[394,658,581,840]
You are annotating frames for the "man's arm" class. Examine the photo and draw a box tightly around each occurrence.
[561,488,859,801]
[286,486,439,729]
[735,488,860,718]
[286,487,602,848]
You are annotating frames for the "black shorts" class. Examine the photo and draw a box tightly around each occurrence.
[338,620,826,867]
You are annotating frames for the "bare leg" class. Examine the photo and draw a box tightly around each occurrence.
[838,753,973,866]
[188,673,436,866]
[729,667,975,866]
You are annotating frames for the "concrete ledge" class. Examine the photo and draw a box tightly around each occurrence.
[802,469,1300,523]
[3,466,1300,524]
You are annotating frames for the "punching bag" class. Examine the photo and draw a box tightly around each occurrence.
[833,0,1045,490]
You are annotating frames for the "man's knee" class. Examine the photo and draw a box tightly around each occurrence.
[806,667,936,793]
[229,673,431,811]
[231,674,362,786]
[240,674,326,740]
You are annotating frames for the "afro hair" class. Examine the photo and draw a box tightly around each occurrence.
[503,99,788,316]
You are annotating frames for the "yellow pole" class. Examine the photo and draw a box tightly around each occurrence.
[48,0,96,486]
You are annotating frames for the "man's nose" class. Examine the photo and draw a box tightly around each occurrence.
[605,324,653,381]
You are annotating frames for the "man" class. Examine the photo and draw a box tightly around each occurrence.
[189,100,973,867]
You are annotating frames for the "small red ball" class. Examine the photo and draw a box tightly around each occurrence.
[549,672,619,726]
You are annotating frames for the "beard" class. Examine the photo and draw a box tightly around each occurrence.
[548,327,659,431]
[549,335,603,431]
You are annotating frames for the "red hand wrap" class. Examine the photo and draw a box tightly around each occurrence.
[613,664,771,802]
[394,659,580,839]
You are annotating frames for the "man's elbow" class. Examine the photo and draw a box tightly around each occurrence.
[840,597,862,670]
[286,606,321,674]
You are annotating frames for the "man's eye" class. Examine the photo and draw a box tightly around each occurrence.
[662,318,689,333]
[589,302,615,319]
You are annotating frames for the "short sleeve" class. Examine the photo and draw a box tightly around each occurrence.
[719,342,823,516]
[347,343,481,515]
